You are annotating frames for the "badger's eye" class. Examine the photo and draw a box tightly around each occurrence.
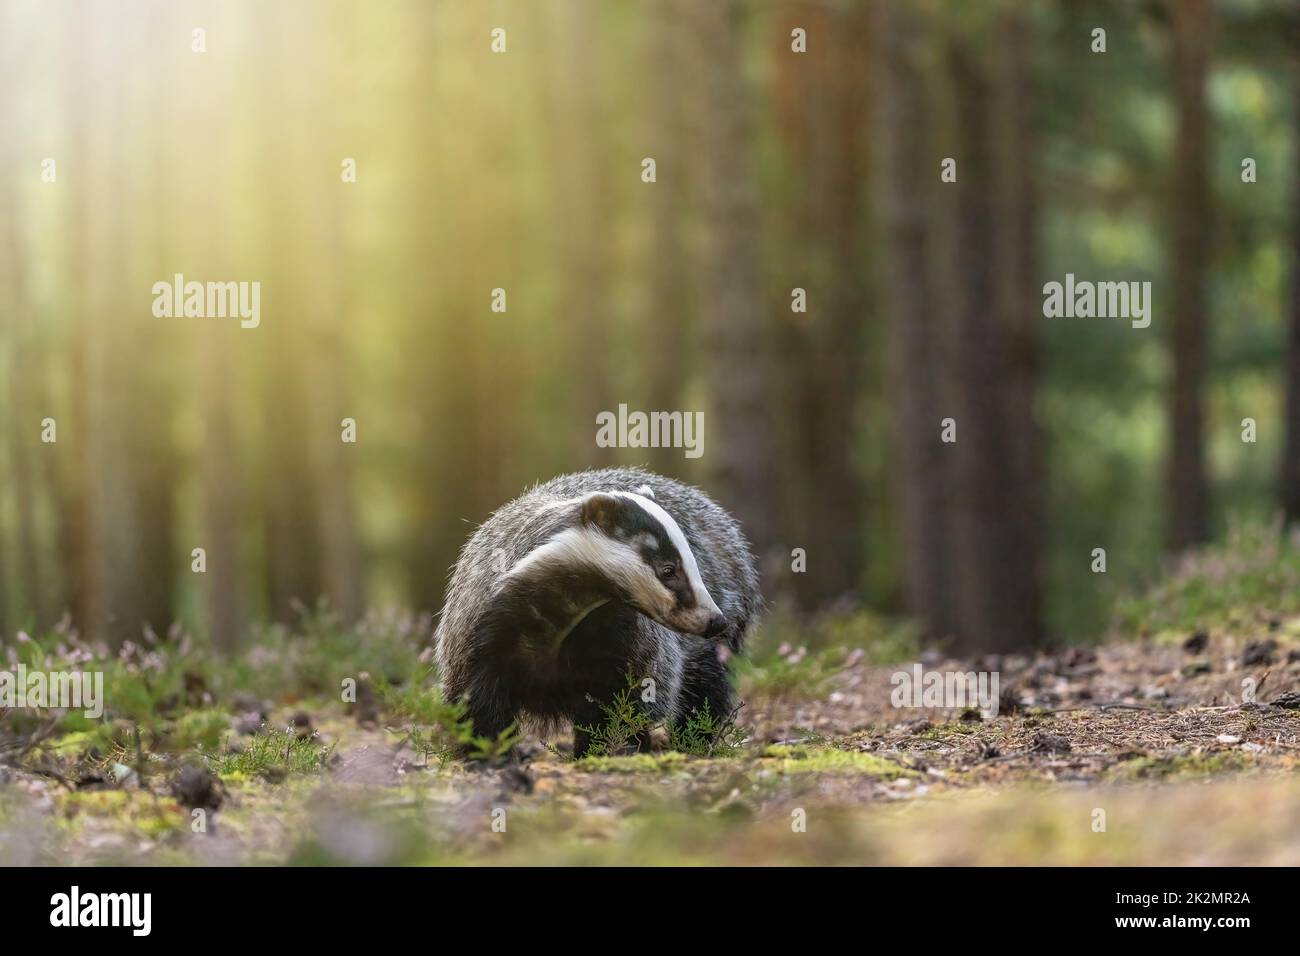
[657,563,676,581]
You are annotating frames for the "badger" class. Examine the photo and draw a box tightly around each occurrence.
[434,467,763,757]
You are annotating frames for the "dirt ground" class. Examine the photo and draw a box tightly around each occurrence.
[3,628,1300,865]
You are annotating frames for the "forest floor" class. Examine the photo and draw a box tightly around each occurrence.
[4,623,1300,864]
[5,525,1300,865]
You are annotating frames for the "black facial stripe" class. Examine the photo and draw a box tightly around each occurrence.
[617,499,683,565]
[672,578,696,609]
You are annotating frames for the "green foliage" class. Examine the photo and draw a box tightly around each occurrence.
[1113,517,1300,637]
[759,744,913,778]
[380,672,520,765]
[461,724,524,764]
[736,609,916,704]
[576,676,749,760]
[575,683,653,760]
[206,726,335,780]
[1,605,431,745]
[167,709,232,752]
[736,645,849,702]
[225,603,430,702]
[667,700,748,758]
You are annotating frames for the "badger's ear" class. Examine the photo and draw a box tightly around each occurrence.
[579,492,622,534]
[636,484,655,500]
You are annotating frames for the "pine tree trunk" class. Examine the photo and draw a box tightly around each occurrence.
[774,2,870,611]
[1167,0,1211,549]
[1280,64,1300,522]
[877,0,959,642]
[696,0,777,559]
[946,15,1043,654]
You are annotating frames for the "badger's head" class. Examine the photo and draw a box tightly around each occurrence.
[506,485,728,638]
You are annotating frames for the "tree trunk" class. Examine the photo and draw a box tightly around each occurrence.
[561,0,615,470]
[81,14,146,647]
[876,1,959,642]
[642,0,694,477]
[696,0,777,560]
[0,133,49,629]
[991,13,1045,649]
[769,3,871,611]
[261,5,324,624]
[1167,0,1212,549]
[946,15,1043,654]
[1280,61,1300,522]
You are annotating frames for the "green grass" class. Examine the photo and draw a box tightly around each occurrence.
[2,603,432,750]
[574,678,749,760]
[381,674,523,764]
[206,726,335,780]
[1113,517,1300,638]
[736,608,918,705]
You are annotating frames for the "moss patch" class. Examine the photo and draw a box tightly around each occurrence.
[577,752,688,774]
[759,744,913,777]
[1107,750,1253,782]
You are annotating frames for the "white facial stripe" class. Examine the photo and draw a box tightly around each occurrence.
[507,527,674,618]
[615,492,720,616]
[507,528,595,579]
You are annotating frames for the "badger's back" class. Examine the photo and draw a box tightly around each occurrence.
[433,467,763,697]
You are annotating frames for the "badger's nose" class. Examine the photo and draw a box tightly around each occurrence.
[704,613,729,639]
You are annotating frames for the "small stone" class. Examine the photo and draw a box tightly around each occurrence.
[230,692,267,716]
[170,765,224,812]
[1242,639,1277,667]
[1030,731,1072,754]
[1183,631,1209,654]
[998,686,1023,715]
[1062,647,1097,668]
[74,773,111,791]
[496,765,535,798]
[233,712,263,735]
[352,678,380,726]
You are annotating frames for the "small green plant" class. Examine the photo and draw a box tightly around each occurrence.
[167,709,231,751]
[576,676,749,759]
[206,726,335,780]
[575,682,653,759]
[381,673,520,765]
[667,701,748,757]
[461,723,523,763]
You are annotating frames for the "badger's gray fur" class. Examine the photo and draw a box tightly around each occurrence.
[434,467,762,756]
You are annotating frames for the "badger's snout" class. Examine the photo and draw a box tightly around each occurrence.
[668,604,728,638]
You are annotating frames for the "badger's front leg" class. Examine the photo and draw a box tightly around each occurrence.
[572,726,593,760]
[457,673,518,766]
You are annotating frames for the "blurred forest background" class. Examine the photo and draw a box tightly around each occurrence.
[0,0,1297,656]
